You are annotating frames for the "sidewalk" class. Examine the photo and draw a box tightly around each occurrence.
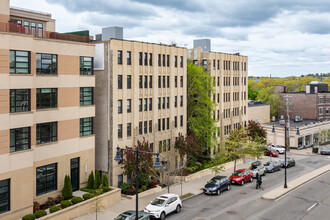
[75,156,274,220]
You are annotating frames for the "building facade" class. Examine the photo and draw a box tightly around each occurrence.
[247,100,270,124]
[0,1,95,219]
[187,42,248,151]
[94,38,187,187]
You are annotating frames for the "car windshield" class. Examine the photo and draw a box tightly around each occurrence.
[323,147,330,150]
[264,162,271,166]
[249,166,258,171]
[151,198,166,206]
[114,214,129,220]
[207,179,218,185]
[232,171,243,176]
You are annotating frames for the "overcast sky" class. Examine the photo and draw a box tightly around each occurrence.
[11,0,330,77]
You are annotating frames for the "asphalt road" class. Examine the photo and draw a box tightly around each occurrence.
[166,153,330,220]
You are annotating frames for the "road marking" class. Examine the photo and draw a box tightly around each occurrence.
[307,202,317,212]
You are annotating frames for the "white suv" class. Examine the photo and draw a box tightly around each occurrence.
[144,194,182,220]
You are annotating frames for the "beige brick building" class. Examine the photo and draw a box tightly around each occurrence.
[188,40,248,151]
[0,1,95,219]
[94,36,187,187]
[248,100,270,124]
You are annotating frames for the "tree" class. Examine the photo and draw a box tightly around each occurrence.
[187,61,217,154]
[62,175,72,200]
[248,84,258,100]
[101,174,109,188]
[209,150,228,176]
[257,87,284,117]
[94,171,101,189]
[247,120,267,143]
[87,171,94,189]
[245,136,265,160]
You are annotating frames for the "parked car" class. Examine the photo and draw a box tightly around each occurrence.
[264,161,281,173]
[229,169,253,185]
[144,194,182,220]
[279,158,295,168]
[249,164,266,177]
[203,176,231,195]
[115,210,150,220]
[264,146,279,157]
[273,145,285,154]
[320,147,330,155]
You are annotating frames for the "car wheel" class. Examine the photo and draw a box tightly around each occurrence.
[176,205,181,213]
[250,177,253,182]
[160,212,165,220]
[227,185,231,190]
[241,180,245,186]
[217,189,220,195]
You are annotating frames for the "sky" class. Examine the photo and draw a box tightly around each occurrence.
[10,0,330,77]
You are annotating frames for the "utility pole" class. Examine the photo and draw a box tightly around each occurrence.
[284,95,291,188]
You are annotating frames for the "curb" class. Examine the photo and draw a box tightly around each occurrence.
[181,191,203,201]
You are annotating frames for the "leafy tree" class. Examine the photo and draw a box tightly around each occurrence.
[248,84,258,100]
[187,61,217,154]
[101,174,109,188]
[257,87,284,117]
[247,120,267,143]
[245,136,265,160]
[209,150,228,176]
[87,171,94,189]
[94,171,101,189]
[174,133,201,170]
[62,175,72,200]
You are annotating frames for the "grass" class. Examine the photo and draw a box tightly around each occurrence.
[180,193,194,200]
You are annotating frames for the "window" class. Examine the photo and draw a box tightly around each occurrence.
[10,50,30,74]
[217,60,219,70]
[167,76,170,88]
[37,88,57,109]
[159,141,162,153]
[180,76,183,87]
[37,122,57,144]
[36,163,57,196]
[203,60,207,69]
[144,121,148,134]
[158,119,161,131]
[175,76,178,88]
[174,116,177,128]
[167,97,170,109]
[118,100,122,114]
[180,115,183,127]
[175,56,178,67]
[80,87,93,106]
[144,53,148,65]
[167,118,169,130]
[175,96,177,107]
[162,97,165,109]
[127,75,131,89]
[149,98,152,111]
[139,98,142,112]
[144,76,148,88]
[127,51,131,65]
[158,76,161,88]
[149,120,152,133]
[167,55,170,67]
[163,76,166,88]
[319,107,324,114]
[167,139,171,151]
[217,93,219,103]
[158,97,161,110]
[139,122,142,135]
[36,53,57,75]
[180,96,183,107]
[118,124,122,139]
[217,77,220,86]
[10,89,30,113]
[118,174,123,188]
[149,76,153,88]
[80,56,93,75]
[0,179,10,214]
[319,98,323,104]
[127,123,131,137]
[10,127,30,152]
[24,21,29,33]
[127,99,131,113]
[158,54,161,66]
[150,143,154,152]
[118,75,123,89]
[326,98,329,103]
[144,98,147,111]
[139,52,142,65]
[149,53,153,66]
[180,56,183,68]
[38,23,43,37]
[162,118,165,130]
[139,75,143,89]
[163,54,165,66]
[80,117,93,136]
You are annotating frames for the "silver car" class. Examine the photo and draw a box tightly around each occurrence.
[249,165,266,178]
[114,210,150,220]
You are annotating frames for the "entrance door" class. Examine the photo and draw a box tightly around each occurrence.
[70,158,80,191]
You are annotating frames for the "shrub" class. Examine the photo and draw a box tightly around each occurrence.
[71,196,83,205]
[45,197,55,207]
[138,188,143,193]
[62,175,72,200]
[128,187,136,195]
[82,193,93,200]
[33,201,40,213]
[80,187,95,194]
[34,210,47,219]
[49,206,60,213]
[87,171,94,189]
[94,171,101,189]
[101,174,109,188]
[55,195,64,204]
[141,185,147,191]
[22,214,35,220]
[102,187,111,193]
[120,183,131,194]
[149,180,158,188]
[60,200,72,209]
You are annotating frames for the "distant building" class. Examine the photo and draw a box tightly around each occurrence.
[248,100,270,124]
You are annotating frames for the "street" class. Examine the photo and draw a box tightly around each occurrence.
[166,154,330,220]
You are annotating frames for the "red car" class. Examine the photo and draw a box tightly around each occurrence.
[229,169,253,186]
[264,147,279,157]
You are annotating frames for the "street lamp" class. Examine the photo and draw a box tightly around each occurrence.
[114,146,161,220]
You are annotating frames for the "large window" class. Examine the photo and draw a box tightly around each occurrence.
[37,122,57,145]
[118,100,122,114]
[118,75,123,89]
[127,123,131,137]
[0,179,10,214]
[80,87,94,106]
[80,117,94,136]
[117,50,122,65]
[36,53,57,75]
[37,88,57,109]
[36,163,57,196]
[118,124,122,139]
[10,89,30,113]
[10,50,30,74]
[80,57,93,75]
[127,99,131,113]
[10,127,30,153]
[127,75,131,89]
[127,51,131,65]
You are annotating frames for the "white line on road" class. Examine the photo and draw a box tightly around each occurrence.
[307,202,318,212]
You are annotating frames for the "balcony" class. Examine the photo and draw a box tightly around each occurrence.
[0,21,90,43]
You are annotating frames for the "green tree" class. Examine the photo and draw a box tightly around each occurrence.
[257,87,284,117]
[209,150,228,176]
[245,136,265,160]
[87,171,94,189]
[187,61,217,154]
[101,174,109,188]
[62,175,72,200]
[94,171,101,189]
[248,84,258,100]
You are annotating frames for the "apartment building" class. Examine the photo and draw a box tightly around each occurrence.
[94,28,187,187]
[0,1,95,219]
[188,39,248,151]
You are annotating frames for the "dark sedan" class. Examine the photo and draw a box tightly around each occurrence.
[320,147,330,155]
[264,161,281,173]
[203,176,231,195]
[279,158,295,168]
